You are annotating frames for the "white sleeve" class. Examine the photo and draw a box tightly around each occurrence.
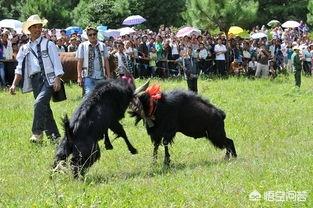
[14,46,26,75]
[76,43,84,59]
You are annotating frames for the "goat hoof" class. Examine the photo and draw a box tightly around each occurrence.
[224,155,230,161]
[105,144,113,150]
[163,159,171,167]
[130,148,138,154]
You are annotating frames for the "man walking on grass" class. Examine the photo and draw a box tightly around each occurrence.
[9,14,64,143]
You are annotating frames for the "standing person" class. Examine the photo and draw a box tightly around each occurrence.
[137,35,150,77]
[176,47,199,93]
[255,45,270,78]
[0,37,4,87]
[214,38,227,76]
[112,41,131,77]
[9,14,64,143]
[76,26,110,97]
[292,46,302,88]
[67,37,78,52]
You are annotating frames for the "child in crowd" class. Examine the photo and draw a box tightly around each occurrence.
[149,46,157,77]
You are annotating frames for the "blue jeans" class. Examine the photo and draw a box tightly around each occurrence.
[0,62,5,87]
[83,77,104,97]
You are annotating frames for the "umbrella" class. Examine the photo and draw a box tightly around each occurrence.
[228,26,243,35]
[122,15,146,26]
[0,19,22,31]
[103,29,120,38]
[65,26,83,36]
[251,32,267,39]
[97,25,108,32]
[267,20,280,27]
[282,20,300,28]
[118,27,136,36]
[176,26,201,37]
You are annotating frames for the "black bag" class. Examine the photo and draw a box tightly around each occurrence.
[52,80,67,102]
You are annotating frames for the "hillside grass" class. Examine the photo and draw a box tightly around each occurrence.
[0,76,312,207]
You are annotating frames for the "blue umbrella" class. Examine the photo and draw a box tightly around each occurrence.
[97,25,108,32]
[65,26,83,36]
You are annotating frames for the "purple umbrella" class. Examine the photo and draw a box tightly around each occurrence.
[122,15,146,26]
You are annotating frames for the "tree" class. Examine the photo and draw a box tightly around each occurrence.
[129,0,186,30]
[184,0,258,37]
[72,0,130,28]
[18,0,73,28]
[307,0,313,25]
[256,0,308,28]
[0,0,20,19]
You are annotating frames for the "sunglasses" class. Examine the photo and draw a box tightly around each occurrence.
[88,33,97,37]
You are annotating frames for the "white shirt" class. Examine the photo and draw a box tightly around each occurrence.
[198,48,208,59]
[214,44,227,60]
[171,43,179,55]
[24,36,63,76]
[14,36,64,92]
[248,61,257,69]
[3,41,13,60]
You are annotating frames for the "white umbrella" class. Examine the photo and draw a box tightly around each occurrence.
[267,20,280,27]
[122,15,146,26]
[282,20,300,28]
[0,19,22,31]
[118,27,136,36]
[176,26,201,37]
[102,29,120,38]
[251,32,267,39]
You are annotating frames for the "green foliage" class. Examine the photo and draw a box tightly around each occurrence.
[18,0,74,28]
[130,0,186,30]
[184,0,258,35]
[72,0,131,28]
[307,0,313,25]
[0,0,20,19]
[0,77,313,207]
[256,0,308,28]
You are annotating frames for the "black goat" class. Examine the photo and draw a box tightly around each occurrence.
[129,85,237,166]
[53,77,148,177]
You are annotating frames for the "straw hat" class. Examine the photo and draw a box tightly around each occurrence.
[22,14,48,34]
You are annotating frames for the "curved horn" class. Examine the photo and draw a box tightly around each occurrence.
[134,79,150,95]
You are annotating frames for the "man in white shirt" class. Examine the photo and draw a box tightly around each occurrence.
[214,38,227,76]
[198,42,208,74]
[76,26,110,97]
[9,14,64,143]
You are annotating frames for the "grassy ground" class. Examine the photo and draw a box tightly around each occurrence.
[0,76,312,207]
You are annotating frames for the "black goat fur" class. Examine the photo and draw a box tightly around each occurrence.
[54,78,138,178]
[129,89,237,165]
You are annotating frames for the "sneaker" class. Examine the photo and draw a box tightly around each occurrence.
[29,134,43,143]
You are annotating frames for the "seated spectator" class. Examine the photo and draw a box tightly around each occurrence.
[247,56,257,77]
[229,60,244,76]
[269,60,277,79]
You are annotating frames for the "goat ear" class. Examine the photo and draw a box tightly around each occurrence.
[134,79,150,95]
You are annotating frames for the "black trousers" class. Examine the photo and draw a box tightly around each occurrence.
[30,73,60,138]
[215,60,226,76]
[187,77,198,93]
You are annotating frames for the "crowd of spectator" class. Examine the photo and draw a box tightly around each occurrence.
[1,21,312,87]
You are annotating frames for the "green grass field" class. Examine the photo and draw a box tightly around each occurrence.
[0,76,312,207]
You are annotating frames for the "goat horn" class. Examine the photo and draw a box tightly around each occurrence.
[134,79,150,95]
